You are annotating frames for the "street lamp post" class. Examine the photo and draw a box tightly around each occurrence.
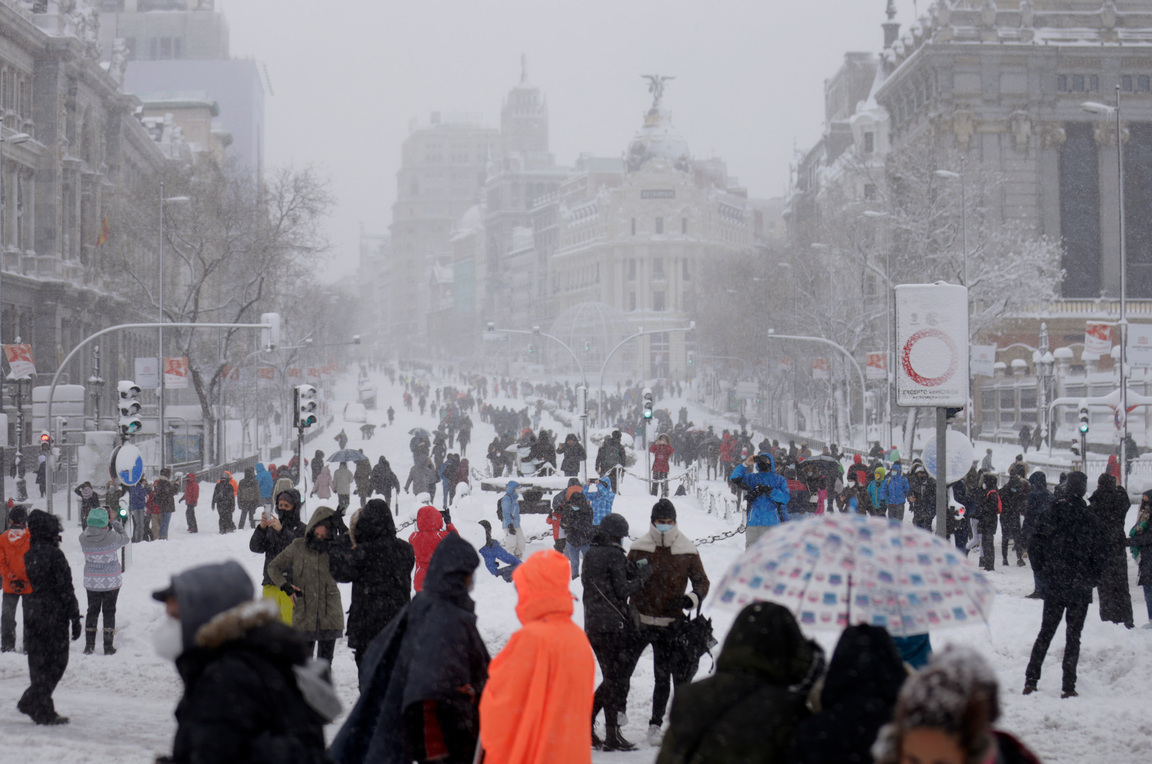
[1,118,31,495]
[1084,89,1129,485]
[935,166,971,440]
[157,188,190,469]
[862,210,896,449]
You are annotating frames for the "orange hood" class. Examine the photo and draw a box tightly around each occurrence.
[512,549,573,625]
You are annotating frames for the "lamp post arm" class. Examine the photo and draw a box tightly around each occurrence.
[764,333,868,449]
[597,326,694,428]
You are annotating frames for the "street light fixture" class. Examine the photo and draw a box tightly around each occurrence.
[934,166,972,440]
[1083,89,1129,485]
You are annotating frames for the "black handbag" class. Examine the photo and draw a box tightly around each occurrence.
[671,604,718,665]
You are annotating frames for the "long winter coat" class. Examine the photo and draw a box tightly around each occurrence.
[556,438,586,476]
[314,467,333,500]
[1128,526,1152,587]
[561,492,594,548]
[1031,492,1105,605]
[409,505,457,592]
[906,465,936,527]
[249,489,306,587]
[1022,472,1052,548]
[480,550,595,764]
[328,533,489,764]
[331,500,415,653]
[581,534,646,634]
[369,458,400,498]
[1089,474,1134,625]
[657,602,825,764]
[24,511,80,658]
[237,473,262,512]
[267,507,344,638]
[354,461,372,499]
[212,478,236,514]
[171,597,331,763]
[788,624,906,764]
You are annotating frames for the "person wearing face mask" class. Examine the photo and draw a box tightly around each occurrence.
[18,510,82,725]
[627,499,710,747]
[266,506,346,665]
[74,481,100,529]
[249,489,307,625]
[151,560,338,763]
[329,533,489,764]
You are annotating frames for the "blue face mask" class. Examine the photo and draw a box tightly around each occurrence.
[655,523,674,534]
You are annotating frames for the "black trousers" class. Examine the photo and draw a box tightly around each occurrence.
[20,612,69,721]
[1025,599,1089,692]
[308,638,336,664]
[237,505,257,529]
[1,591,26,651]
[1001,514,1023,563]
[979,531,996,570]
[185,503,198,533]
[636,623,698,727]
[85,588,119,632]
[588,629,642,722]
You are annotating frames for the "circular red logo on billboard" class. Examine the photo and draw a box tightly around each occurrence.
[901,328,958,387]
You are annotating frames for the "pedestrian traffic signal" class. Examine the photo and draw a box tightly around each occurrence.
[294,384,318,429]
[687,351,694,365]
[1078,405,1090,434]
[115,503,128,521]
[117,380,142,438]
[643,388,654,420]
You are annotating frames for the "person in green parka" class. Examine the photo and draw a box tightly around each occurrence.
[266,505,345,665]
[656,601,825,764]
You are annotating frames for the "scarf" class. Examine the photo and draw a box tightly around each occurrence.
[1131,503,1151,561]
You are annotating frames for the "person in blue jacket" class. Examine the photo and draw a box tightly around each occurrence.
[586,474,616,526]
[476,520,520,582]
[255,463,274,511]
[881,462,910,522]
[730,452,790,549]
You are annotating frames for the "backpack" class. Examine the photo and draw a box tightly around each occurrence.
[496,496,504,522]
[985,490,1003,514]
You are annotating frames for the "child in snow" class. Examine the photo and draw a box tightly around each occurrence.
[477,520,520,582]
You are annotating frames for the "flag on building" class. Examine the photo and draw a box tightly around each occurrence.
[95,215,110,248]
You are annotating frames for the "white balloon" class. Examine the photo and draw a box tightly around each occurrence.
[921,429,976,484]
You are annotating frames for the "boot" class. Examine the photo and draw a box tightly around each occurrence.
[103,628,116,656]
[83,627,97,655]
[603,723,637,752]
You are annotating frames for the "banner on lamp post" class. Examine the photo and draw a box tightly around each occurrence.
[779,356,793,372]
[895,283,969,407]
[812,357,830,381]
[2,344,36,379]
[164,357,189,389]
[1085,322,1113,355]
[970,345,997,377]
[865,352,886,381]
[1127,323,1152,368]
[135,357,159,390]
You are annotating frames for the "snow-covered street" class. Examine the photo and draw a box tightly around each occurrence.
[1,368,1150,763]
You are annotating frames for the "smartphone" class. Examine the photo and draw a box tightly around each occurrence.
[636,559,649,567]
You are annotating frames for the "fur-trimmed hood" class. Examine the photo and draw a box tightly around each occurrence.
[195,598,283,649]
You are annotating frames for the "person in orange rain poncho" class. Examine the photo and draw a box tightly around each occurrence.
[480,549,595,763]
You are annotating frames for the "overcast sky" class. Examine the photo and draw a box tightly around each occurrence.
[218,0,920,280]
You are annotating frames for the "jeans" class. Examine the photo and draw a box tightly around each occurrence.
[185,503,198,533]
[159,511,173,539]
[565,543,590,578]
[636,623,699,727]
[1,591,25,652]
[131,509,146,542]
[887,502,905,522]
[1025,599,1089,692]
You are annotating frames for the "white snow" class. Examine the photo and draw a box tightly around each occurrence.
[0,369,1149,763]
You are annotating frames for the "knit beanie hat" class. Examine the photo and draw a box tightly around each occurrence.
[651,498,677,523]
[87,507,110,528]
[1066,471,1088,499]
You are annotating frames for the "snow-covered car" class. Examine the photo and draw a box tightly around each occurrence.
[343,402,368,423]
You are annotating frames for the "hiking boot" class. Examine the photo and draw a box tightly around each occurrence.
[83,628,97,655]
[103,628,117,656]
[35,713,70,725]
[1022,684,1037,695]
[646,724,664,747]
[1025,591,1042,599]
[1017,559,1026,567]
[1061,689,1078,699]
[603,727,637,752]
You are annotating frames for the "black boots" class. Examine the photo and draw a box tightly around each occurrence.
[603,724,637,752]
[84,628,97,655]
[104,628,116,655]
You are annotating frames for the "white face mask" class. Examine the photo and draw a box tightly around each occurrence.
[152,617,184,662]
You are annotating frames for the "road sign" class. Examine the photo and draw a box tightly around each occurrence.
[111,444,145,486]
[895,283,968,407]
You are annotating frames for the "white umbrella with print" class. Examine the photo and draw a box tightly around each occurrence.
[711,514,995,636]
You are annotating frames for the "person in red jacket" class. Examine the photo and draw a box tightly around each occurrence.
[649,434,675,498]
[0,505,33,652]
[181,473,200,534]
[409,504,457,592]
[719,430,736,481]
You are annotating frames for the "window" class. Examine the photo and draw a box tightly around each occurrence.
[629,292,637,311]
[173,38,182,59]
[1123,75,1134,93]
[653,291,666,312]
[149,38,158,58]
[655,216,664,234]
[653,258,664,279]
[863,132,875,153]
[628,259,636,280]
[682,259,690,280]
[682,217,688,234]
[631,217,636,236]
[160,37,172,58]
[1142,75,1152,93]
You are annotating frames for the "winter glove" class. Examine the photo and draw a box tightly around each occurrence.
[635,564,654,583]
[71,617,82,641]
[678,595,696,611]
[281,582,298,597]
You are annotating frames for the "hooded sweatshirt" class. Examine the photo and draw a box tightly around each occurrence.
[480,550,595,764]
[79,521,130,591]
[409,505,458,592]
[255,464,274,502]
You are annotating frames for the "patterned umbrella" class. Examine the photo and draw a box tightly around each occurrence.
[712,514,995,636]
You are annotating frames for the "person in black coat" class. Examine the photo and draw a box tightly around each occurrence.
[581,513,652,752]
[1024,471,1105,698]
[656,601,825,764]
[976,474,1001,572]
[212,476,236,534]
[249,489,307,624]
[330,498,415,683]
[329,533,489,764]
[18,510,81,725]
[369,457,401,504]
[906,462,937,532]
[1089,472,1135,628]
[1022,471,1052,598]
[154,560,336,763]
[556,434,586,477]
[1000,463,1030,566]
[788,624,907,764]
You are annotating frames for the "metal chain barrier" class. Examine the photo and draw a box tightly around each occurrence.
[695,523,747,546]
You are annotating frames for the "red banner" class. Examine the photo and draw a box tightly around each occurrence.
[812,357,830,381]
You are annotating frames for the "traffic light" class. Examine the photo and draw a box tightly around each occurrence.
[687,351,694,366]
[1078,404,1090,434]
[260,312,281,351]
[40,431,51,450]
[527,343,534,354]
[643,388,654,420]
[115,502,128,522]
[294,384,318,429]
[117,380,142,439]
